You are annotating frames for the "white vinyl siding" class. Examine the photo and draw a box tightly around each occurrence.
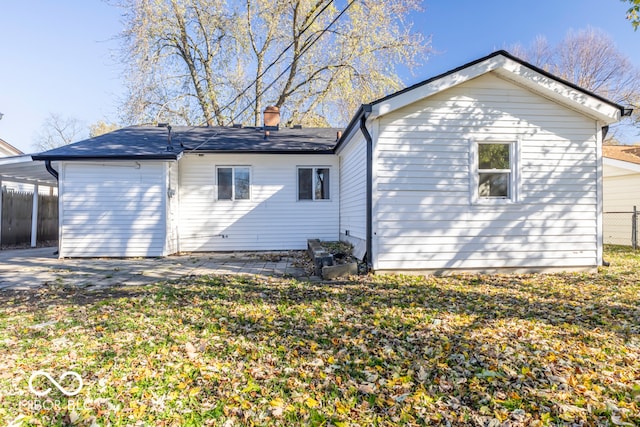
[58,161,167,257]
[338,133,367,248]
[178,153,339,251]
[373,73,600,272]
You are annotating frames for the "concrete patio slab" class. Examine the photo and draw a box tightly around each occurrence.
[0,247,311,291]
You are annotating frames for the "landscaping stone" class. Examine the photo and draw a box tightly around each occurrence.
[308,239,335,276]
[321,262,358,280]
[307,239,361,279]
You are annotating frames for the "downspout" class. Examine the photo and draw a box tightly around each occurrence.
[359,105,373,271]
[44,160,59,181]
[43,160,60,256]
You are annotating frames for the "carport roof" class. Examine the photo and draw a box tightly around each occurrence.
[0,155,57,186]
[31,125,340,161]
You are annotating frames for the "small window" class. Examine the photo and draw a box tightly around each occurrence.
[217,166,250,200]
[298,167,330,200]
[478,143,511,198]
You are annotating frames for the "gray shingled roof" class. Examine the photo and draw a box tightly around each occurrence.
[32,125,341,161]
[176,126,339,153]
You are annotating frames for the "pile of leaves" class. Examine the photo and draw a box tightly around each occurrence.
[0,246,638,426]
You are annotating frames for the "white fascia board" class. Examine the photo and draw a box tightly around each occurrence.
[371,55,508,119]
[493,59,621,124]
[371,54,621,125]
[604,157,640,175]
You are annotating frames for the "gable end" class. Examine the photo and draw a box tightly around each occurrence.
[370,51,625,125]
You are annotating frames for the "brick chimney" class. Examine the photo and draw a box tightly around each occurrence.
[263,106,280,129]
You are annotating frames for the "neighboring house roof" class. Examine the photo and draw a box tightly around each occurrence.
[0,138,24,157]
[32,125,339,161]
[337,50,631,150]
[603,145,640,176]
[603,145,640,165]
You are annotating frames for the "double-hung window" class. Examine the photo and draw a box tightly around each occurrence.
[473,142,517,202]
[217,166,251,200]
[298,167,330,201]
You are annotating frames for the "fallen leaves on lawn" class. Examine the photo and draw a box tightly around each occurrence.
[0,246,638,425]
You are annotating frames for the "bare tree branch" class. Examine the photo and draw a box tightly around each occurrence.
[34,113,86,151]
[114,0,427,128]
[513,27,640,143]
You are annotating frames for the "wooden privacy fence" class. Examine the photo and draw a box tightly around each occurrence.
[1,189,58,247]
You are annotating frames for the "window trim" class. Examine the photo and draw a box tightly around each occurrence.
[297,166,332,201]
[215,165,252,201]
[470,139,520,204]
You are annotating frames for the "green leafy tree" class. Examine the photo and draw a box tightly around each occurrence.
[623,0,640,29]
[89,120,121,137]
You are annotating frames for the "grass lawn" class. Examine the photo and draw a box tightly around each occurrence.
[0,246,638,426]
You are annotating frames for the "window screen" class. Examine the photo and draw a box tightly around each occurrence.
[478,144,511,198]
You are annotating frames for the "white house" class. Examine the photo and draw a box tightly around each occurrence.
[336,52,629,273]
[602,145,640,245]
[32,126,341,258]
[0,138,23,157]
[33,51,630,273]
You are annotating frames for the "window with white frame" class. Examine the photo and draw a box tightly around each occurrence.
[476,143,514,200]
[217,166,251,200]
[298,167,330,200]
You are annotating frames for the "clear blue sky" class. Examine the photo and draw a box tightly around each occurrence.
[1,0,639,153]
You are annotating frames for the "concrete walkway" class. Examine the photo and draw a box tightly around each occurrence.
[0,247,310,291]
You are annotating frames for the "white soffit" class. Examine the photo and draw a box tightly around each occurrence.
[0,155,58,186]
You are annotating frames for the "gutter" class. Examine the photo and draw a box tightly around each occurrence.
[32,154,181,161]
[182,148,335,155]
